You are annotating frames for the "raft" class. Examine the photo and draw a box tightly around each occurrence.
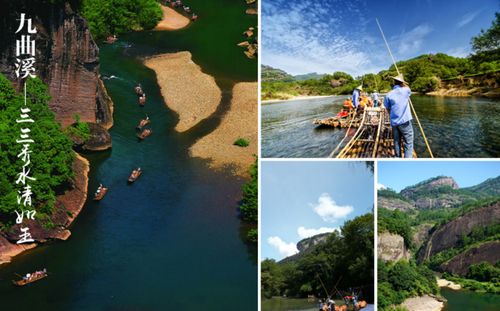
[13,271,48,286]
[94,187,108,201]
[313,110,361,128]
[330,107,417,158]
[138,129,152,140]
[128,169,142,183]
[136,118,150,129]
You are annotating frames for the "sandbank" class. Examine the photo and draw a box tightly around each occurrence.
[190,82,258,177]
[144,52,222,132]
[155,5,190,31]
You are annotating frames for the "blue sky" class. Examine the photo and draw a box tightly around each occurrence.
[262,161,374,260]
[262,0,499,76]
[378,161,500,192]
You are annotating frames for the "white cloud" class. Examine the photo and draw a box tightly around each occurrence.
[445,46,470,58]
[396,24,433,56]
[311,193,353,222]
[261,0,382,76]
[297,226,339,239]
[457,10,482,28]
[376,183,386,190]
[267,236,299,257]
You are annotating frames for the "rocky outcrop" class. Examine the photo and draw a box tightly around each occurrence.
[427,71,500,98]
[401,295,445,311]
[2,154,89,244]
[418,202,500,262]
[401,176,459,199]
[82,122,112,151]
[279,233,330,264]
[440,241,500,276]
[378,232,411,262]
[0,0,113,137]
[378,197,414,211]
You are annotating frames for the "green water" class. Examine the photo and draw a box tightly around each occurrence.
[0,1,257,309]
[442,287,500,310]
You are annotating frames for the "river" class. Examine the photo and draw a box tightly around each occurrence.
[0,1,257,309]
[261,95,500,158]
[262,298,375,311]
[441,287,500,311]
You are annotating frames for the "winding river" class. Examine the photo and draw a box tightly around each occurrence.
[262,95,500,158]
[0,1,257,309]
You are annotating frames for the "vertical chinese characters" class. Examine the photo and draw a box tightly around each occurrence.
[14,13,37,244]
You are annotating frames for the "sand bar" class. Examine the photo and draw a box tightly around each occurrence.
[155,5,190,31]
[437,278,462,290]
[402,295,444,311]
[262,95,336,104]
[190,82,258,177]
[144,52,221,132]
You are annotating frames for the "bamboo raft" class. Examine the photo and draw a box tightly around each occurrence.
[12,271,48,286]
[313,110,362,128]
[330,107,417,158]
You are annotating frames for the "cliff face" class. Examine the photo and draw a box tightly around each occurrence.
[0,0,113,130]
[279,232,331,264]
[428,71,500,98]
[418,202,500,262]
[400,176,459,199]
[378,232,410,262]
[440,241,500,276]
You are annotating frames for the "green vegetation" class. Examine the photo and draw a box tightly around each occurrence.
[81,0,163,39]
[378,208,414,248]
[0,74,74,220]
[233,138,249,147]
[240,158,257,243]
[64,114,91,142]
[378,188,409,202]
[444,264,500,294]
[262,214,374,302]
[261,12,500,100]
[378,260,438,310]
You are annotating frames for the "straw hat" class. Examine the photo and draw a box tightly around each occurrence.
[392,74,406,84]
[355,85,363,90]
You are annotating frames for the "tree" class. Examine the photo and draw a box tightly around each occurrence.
[472,12,500,53]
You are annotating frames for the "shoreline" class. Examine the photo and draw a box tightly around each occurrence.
[262,95,336,104]
[437,278,462,290]
[155,5,190,31]
[190,82,258,177]
[144,51,221,132]
[0,153,89,265]
[401,295,445,311]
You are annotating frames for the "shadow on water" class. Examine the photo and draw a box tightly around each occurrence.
[262,95,500,158]
[1,0,257,309]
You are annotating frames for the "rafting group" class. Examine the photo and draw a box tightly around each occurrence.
[318,295,367,311]
[93,84,152,201]
[164,0,198,21]
[12,268,48,286]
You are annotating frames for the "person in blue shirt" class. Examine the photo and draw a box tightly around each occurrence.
[383,74,414,158]
[352,85,362,110]
[372,91,379,107]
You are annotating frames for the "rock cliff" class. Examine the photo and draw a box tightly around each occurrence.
[279,233,331,264]
[440,241,500,276]
[0,0,113,139]
[418,202,500,262]
[378,232,411,262]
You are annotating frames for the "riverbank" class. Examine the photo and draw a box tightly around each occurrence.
[262,95,335,104]
[144,51,221,132]
[155,5,190,31]
[190,82,257,177]
[402,295,445,311]
[437,278,462,290]
[0,153,89,265]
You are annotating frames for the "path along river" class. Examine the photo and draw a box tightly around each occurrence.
[262,95,500,158]
[0,1,257,309]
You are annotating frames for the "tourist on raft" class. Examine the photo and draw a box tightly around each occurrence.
[351,85,362,111]
[383,74,414,158]
[372,90,379,107]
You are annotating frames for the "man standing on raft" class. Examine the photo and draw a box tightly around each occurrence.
[352,85,362,111]
[383,74,414,158]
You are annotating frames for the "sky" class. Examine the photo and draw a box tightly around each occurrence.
[262,0,499,76]
[378,161,500,192]
[262,161,374,260]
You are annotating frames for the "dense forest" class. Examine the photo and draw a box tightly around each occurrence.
[261,213,374,302]
[262,12,500,100]
[0,75,74,223]
[81,0,163,39]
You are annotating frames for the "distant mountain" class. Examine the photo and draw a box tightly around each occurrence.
[278,232,330,264]
[261,65,294,82]
[379,176,500,210]
[294,72,326,81]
